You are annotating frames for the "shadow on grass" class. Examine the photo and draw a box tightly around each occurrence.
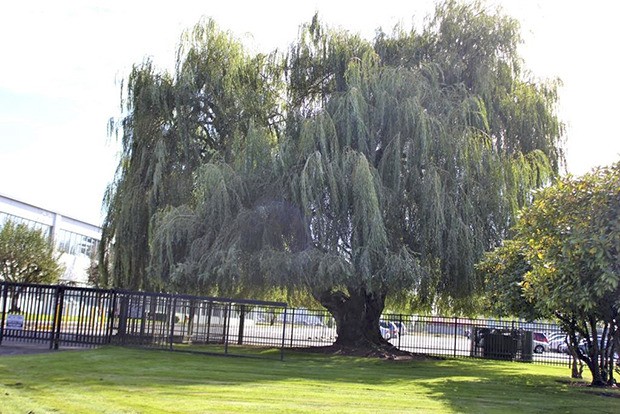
[1,346,619,413]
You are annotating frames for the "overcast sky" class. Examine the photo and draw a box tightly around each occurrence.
[1,0,619,225]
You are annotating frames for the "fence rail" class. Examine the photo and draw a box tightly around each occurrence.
[1,282,574,366]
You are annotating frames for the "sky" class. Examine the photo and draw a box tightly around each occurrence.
[1,0,619,226]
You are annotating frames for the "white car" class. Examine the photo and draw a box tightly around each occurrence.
[533,332,550,353]
[379,325,391,340]
[547,333,568,352]
[558,341,570,354]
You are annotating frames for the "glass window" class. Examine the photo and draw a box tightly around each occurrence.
[0,212,52,238]
[56,229,99,258]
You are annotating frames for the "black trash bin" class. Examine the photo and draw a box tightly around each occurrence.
[483,331,517,360]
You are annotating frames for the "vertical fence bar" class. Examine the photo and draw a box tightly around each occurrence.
[50,286,65,350]
[169,296,177,351]
[28,286,38,343]
[280,307,288,361]
[139,294,147,337]
[0,283,7,345]
[206,302,212,343]
[117,293,127,339]
[76,289,84,343]
[397,315,402,349]
[19,286,28,343]
[289,308,295,348]
[106,290,117,344]
[453,317,458,358]
[224,304,230,355]
[237,304,245,345]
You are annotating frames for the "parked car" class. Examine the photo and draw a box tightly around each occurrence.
[556,335,602,355]
[546,332,568,352]
[533,332,549,353]
[290,308,325,326]
[558,335,616,360]
[379,324,391,340]
[380,321,399,339]
[577,335,608,356]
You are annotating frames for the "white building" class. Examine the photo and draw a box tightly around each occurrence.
[0,193,101,286]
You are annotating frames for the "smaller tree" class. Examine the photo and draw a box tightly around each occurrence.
[0,220,64,310]
[478,163,620,386]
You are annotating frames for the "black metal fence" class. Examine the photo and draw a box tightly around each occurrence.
[0,282,287,360]
[282,310,574,367]
[381,314,572,366]
[111,290,288,359]
[0,283,113,349]
[1,282,574,366]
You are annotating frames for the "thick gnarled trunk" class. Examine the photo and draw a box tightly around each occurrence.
[317,287,389,349]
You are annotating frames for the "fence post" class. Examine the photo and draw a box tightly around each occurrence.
[206,302,212,343]
[453,317,458,358]
[237,304,245,345]
[224,304,230,355]
[280,307,288,361]
[187,299,196,340]
[51,286,65,350]
[117,294,128,340]
[398,314,402,349]
[139,294,147,337]
[105,290,117,344]
[169,296,177,351]
[289,308,296,348]
[0,282,8,345]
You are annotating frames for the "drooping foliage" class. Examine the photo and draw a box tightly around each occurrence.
[478,163,620,386]
[102,1,564,348]
[101,19,283,290]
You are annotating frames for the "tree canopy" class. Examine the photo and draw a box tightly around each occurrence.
[0,220,64,285]
[102,1,564,349]
[477,163,620,386]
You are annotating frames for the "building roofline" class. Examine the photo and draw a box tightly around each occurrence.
[0,191,102,231]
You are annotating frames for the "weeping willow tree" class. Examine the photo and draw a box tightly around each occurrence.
[104,1,564,349]
[274,1,561,347]
[101,19,283,290]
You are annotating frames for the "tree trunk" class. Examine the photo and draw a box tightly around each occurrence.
[570,353,583,379]
[317,287,390,349]
[586,357,606,387]
[586,318,607,386]
[8,286,22,313]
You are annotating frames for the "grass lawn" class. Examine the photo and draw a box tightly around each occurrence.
[0,346,619,413]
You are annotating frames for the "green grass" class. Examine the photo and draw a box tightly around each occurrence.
[1,347,619,413]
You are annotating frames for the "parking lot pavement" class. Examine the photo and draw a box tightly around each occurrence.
[0,341,54,355]
[0,340,88,356]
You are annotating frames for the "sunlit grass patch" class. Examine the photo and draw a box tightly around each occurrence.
[0,346,618,413]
